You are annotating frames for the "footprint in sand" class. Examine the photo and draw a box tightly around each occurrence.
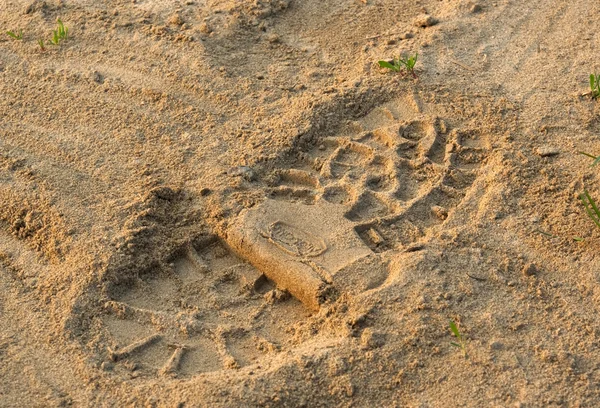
[101,238,308,379]
[100,98,489,378]
[223,98,490,311]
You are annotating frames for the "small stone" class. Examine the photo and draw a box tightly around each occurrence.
[92,71,104,84]
[101,361,114,371]
[200,188,211,196]
[471,4,482,13]
[522,262,538,277]
[489,341,503,350]
[360,328,385,349]
[400,32,414,40]
[386,39,397,45]
[413,14,438,28]
[536,146,560,157]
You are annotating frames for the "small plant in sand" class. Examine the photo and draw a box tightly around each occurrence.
[6,29,23,40]
[449,320,467,358]
[49,19,68,45]
[580,190,600,229]
[38,38,46,52]
[590,73,600,99]
[579,151,600,166]
[378,53,418,78]
[578,152,600,229]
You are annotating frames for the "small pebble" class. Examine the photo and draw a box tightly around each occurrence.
[413,14,438,28]
[92,71,104,84]
[471,4,482,13]
[101,361,114,371]
[537,146,560,157]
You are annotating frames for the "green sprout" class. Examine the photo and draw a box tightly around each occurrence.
[580,151,600,167]
[38,38,46,52]
[578,153,600,230]
[50,19,68,45]
[378,53,418,78]
[449,320,467,358]
[6,30,23,40]
[590,74,600,99]
[580,190,600,229]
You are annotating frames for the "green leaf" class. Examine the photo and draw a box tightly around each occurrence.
[449,320,460,338]
[535,229,556,238]
[450,342,461,347]
[573,237,585,242]
[378,61,397,70]
[6,30,22,40]
[591,74,595,90]
[581,190,600,229]
[579,151,598,160]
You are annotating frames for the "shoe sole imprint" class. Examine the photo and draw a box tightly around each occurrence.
[101,237,309,378]
[223,100,489,311]
[100,99,489,377]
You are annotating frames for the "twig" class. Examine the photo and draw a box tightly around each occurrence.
[466,273,486,282]
[450,59,475,71]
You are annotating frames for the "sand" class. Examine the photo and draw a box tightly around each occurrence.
[2,0,600,406]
